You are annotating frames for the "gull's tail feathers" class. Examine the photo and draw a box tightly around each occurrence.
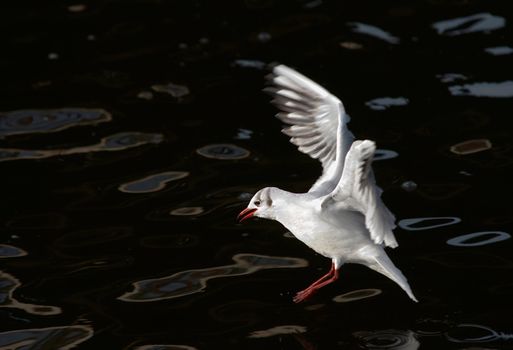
[370,252,418,302]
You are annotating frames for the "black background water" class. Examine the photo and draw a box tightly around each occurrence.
[1,0,513,349]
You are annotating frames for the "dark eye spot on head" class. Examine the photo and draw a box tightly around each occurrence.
[254,200,261,207]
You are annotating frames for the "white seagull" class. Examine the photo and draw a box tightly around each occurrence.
[238,64,417,303]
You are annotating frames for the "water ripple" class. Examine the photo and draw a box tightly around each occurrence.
[436,73,467,83]
[119,171,189,194]
[0,244,27,258]
[399,217,461,231]
[0,132,163,162]
[332,288,382,303]
[373,149,399,161]
[196,144,250,160]
[119,254,308,302]
[445,323,513,343]
[485,46,513,56]
[0,108,111,137]
[347,22,400,44]
[152,82,190,98]
[447,231,511,247]
[449,81,513,98]
[432,13,505,36]
[248,325,307,338]
[450,139,492,155]
[366,97,409,111]
[0,325,93,349]
[354,329,419,350]
[169,207,204,216]
[0,271,62,315]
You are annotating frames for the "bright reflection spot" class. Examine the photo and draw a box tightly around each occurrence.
[347,22,400,44]
[447,231,511,247]
[450,139,492,155]
[248,325,307,338]
[436,73,467,83]
[449,81,513,98]
[484,46,513,56]
[196,144,250,160]
[151,83,190,98]
[354,329,419,350]
[373,149,399,161]
[0,325,93,349]
[0,132,163,162]
[119,171,189,193]
[119,254,308,302]
[339,41,363,50]
[366,97,409,111]
[445,323,513,343]
[233,59,266,70]
[0,244,27,258]
[332,288,382,303]
[234,128,253,140]
[170,207,204,216]
[0,271,62,315]
[432,13,505,36]
[0,108,111,137]
[398,217,461,231]
[400,181,417,192]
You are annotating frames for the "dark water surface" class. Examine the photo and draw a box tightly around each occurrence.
[1,0,513,348]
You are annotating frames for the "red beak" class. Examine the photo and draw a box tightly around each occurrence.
[237,208,257,223]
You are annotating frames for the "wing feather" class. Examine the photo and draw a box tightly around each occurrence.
[330,140,398,248]
[267,64,354,194]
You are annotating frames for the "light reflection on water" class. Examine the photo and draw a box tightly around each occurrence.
[169,207,205,216]
[436,73,467,83]
[484,46,513,56]
[347,22,400,44]
[0,244,27,258]
[366,97,409,111]
[0,108,111,137]
[0,325,93,349]
[1,247,61,315]
[432,12,505,36]
[0,132,163,162]
[248,325,307,338]
[332,288,382,303]
[447,231,511,247]
[132,345,198,350]
[373,149,399,161]
[151,82,190,98]
[354,329,419,350]
[445,323,513,343]
[196,144,251,160]
[449,81,513,98]
[118,171,190,194]
[352,324,513,349]
[450,139,492,155]
[398,217,461,231]
[119,254,308,302]
[0,271,62,315]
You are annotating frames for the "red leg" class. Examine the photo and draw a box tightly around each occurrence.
[293,262,339,303]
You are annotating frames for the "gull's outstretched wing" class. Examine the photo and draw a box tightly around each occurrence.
[329,140,398,248]
[265,64,354,195]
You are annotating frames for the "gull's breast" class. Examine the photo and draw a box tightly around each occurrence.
[280,207,373,260]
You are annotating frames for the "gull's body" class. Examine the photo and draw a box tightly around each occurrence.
[238,65,417,303]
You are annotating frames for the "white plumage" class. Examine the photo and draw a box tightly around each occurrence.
[238,64,417,303]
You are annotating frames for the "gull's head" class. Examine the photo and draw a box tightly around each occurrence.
[237,187,278,223]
